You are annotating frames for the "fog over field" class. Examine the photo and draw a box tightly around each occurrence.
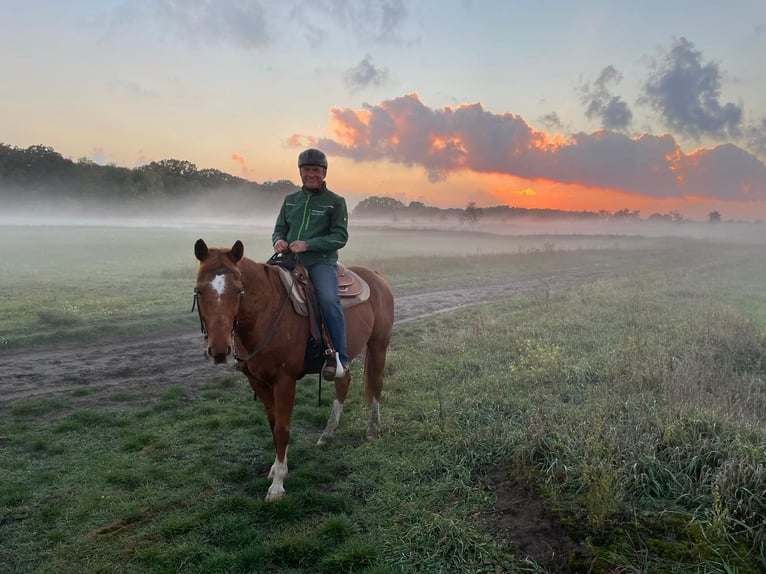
[3,194,765,251]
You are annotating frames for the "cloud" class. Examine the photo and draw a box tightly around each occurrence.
[314,93,766,201]
[641,37,743,140]
[580,65,633,131]
[88,147,113,165]
[134,149,150,167]
[135,0,272,49]
[108,79,157,98]
[113,0,411,52]
[292,0,410,46]
[326,0,409,44]
[539,112,565,132]
[231,153,248,176]
[343,56,389,92]
[746,118,766,157]
[285,134,317,149]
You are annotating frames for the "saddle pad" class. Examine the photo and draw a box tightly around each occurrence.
[276,266,371,317]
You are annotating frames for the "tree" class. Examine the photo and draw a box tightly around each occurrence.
[462,201,482,225]
[613,208,640,220]
[708,211,722,223]
[353,196,406,216]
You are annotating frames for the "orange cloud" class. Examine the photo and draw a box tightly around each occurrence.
[317,94,766,207]
[231,153,248,176]
[286,133,316,149]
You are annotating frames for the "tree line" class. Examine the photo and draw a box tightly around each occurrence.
[1,143,725,222]
[0,143,296,210]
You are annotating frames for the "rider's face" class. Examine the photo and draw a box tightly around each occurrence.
[299,165,326,190]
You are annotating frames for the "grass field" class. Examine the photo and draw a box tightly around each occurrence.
[2,221,766,572]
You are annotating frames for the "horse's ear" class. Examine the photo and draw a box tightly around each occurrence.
[194,239,208,262]
[230,240,244,263]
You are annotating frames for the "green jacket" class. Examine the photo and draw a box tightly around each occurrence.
[272,183,348,267]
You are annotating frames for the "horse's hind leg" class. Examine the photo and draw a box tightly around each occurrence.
[364,344,387,440]
[317,370,352,446]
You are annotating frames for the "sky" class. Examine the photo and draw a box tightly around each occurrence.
[2,1,766,221]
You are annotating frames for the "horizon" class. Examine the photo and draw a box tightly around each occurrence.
[2,141,752,223]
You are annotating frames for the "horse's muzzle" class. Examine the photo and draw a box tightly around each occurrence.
[206,346,231,364]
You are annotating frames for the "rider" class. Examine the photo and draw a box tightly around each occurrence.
[272,148,349,380]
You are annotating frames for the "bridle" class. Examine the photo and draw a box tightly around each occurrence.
[191,267,243,342]
[191,265,293,363]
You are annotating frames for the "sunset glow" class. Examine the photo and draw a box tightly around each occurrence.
[1,2,764,220]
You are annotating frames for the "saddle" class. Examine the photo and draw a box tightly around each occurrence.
[336,263,364,298]
[267,254,370,376]
[269,255,371,315]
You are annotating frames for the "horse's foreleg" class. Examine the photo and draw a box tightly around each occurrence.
[317,373,351,445]
[265,379,295,500]
[267,448,288,501]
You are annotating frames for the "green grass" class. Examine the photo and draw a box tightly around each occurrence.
[0,223,742,349]
[2,223,766,572]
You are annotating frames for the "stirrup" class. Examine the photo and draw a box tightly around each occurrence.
[322,352,347,381]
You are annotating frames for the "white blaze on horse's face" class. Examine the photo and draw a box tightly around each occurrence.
[210,274,226,300]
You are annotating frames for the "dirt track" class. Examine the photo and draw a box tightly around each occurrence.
[0,270,609,405]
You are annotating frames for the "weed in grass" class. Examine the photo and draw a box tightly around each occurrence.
[316,541,378,573]
[104,467,146,490]
[0,484,26,506]
[232,544,269,572]
[37,309,82,327]
[159,386,186,401]
[109,390,139,402]
[319,516,357,545]
[122,431,162,452]
[10,398,65,417]
[29,435,66,455]
[200,416,223,430]
[156,513,199,538]
[53,409,122,432]
[267,533,325,569]
[508,338,564,387]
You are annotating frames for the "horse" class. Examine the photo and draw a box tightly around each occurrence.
[192,239,394,501]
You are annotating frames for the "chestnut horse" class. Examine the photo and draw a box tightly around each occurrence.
[193,239,394,500]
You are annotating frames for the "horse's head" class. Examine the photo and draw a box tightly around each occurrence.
[193,239,245,364]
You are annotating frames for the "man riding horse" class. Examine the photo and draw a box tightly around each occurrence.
[271,148,349,381]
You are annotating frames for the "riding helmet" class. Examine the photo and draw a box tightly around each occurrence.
[297,148,328,169]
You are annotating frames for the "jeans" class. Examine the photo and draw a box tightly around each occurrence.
[307,263,348,365]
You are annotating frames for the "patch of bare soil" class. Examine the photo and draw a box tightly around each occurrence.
[481,467,592,573]
[0,269,611,571]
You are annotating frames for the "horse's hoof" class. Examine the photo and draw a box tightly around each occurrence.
[265,489,285,501]
[316,434,333,446]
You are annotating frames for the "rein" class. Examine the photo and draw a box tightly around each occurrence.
[232,289,291,363]
[232,265,296,363]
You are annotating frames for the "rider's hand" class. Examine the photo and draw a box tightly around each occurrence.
[273,239,289,253]
[289,240,309,253]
